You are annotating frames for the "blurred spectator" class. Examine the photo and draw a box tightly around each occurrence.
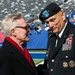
[44,23,50,31]
[70,10,75,19]
[31,23,35,30]
[34,25,42,34]
[0,32,6,44]
[66,12,70,20]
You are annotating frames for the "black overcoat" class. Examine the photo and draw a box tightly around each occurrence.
[0,39,37,75]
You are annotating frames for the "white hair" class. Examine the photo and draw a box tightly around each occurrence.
[1,12,22,36]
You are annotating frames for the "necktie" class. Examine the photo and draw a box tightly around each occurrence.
[55,35,60,47]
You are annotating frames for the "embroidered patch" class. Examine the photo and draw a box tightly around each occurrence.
[42,10,49,18]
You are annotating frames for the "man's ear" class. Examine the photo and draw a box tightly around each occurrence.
[62,12,66,21]
[10,29,16,37]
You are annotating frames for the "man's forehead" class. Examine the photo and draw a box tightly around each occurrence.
[16,18,27,25]
[45,12,61,21]
[46,15,56,21]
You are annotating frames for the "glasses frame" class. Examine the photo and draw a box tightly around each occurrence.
[15,24,30,30]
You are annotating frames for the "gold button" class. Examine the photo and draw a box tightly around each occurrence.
[63,61,68,68]
[51,69,53,71]
[51,59,54,62]
[46,54,48,57]
[66,56,68,58]
[69,60,75,67]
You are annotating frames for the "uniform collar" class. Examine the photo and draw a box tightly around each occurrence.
[58,21,68,38]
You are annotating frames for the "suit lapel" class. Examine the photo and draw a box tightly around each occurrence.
[52,35,67,57]
[50,22,70,60]
[48,34,56,56]
[14,48,35,73]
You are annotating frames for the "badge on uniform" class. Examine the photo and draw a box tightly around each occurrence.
[69,60,75,68]
[63,61,68,68]
[62,36,73,51]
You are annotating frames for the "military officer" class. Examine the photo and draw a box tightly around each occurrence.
[39,2,75,75]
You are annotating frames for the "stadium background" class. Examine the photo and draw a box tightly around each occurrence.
[0,0,75,65]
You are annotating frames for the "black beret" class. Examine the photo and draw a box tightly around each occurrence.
[39,2,61,22]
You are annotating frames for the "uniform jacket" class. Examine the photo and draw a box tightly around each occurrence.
[0,38,37,75]
[47,21,75,75]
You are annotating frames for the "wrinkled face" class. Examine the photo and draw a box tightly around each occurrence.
[45,11,66,34]
[12,18,30,43]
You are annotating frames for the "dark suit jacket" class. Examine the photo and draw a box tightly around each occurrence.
[0,39,37,75]
[47,21,75,75]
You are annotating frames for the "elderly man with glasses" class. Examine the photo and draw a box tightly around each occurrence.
[0,12,38,75]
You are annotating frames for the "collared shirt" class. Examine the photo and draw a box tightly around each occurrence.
[55,21,68,47]
[59,21,68,38]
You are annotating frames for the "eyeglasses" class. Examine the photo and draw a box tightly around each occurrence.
[15,25,30,30]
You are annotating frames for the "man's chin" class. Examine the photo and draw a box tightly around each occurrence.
[53,30,58,34]
[25,38,30,42]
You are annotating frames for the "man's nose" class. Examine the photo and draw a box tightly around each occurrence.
[48,22,54,28]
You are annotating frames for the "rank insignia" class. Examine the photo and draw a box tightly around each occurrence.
[69,60,75,68]
[63,61,68,68]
